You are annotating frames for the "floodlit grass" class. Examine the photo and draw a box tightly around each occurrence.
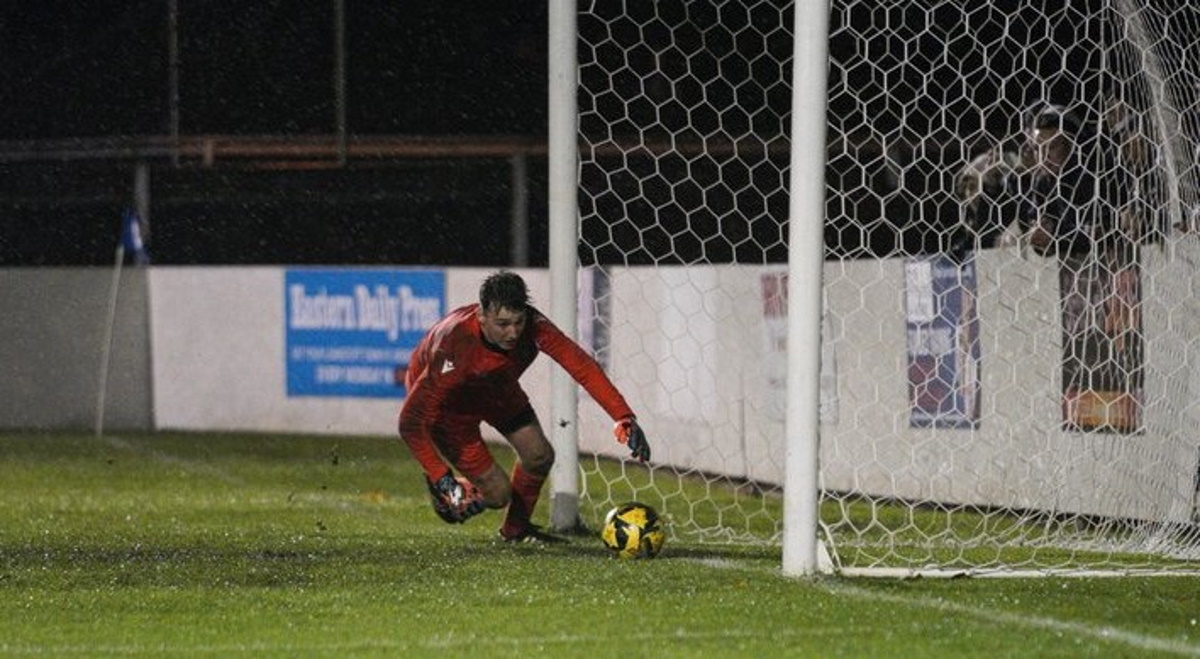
[1,431,1199,657]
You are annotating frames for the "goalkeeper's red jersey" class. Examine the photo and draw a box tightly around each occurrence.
[399,303,633,479]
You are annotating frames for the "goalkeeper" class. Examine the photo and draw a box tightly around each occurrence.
[398,270,651,543]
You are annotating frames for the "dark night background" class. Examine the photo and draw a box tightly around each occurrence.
[1,1,1184,266]
[1,3,548,138]
[0,1,551,266]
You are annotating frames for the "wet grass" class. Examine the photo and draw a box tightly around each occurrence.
[1,431,1198,657]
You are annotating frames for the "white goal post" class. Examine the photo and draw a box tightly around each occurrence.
[549,0,1200,576]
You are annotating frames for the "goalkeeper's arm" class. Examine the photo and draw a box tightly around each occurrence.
[530,310,651,461]
[400,431,452,482]
[397,370,457,482]
[398,404,452,483]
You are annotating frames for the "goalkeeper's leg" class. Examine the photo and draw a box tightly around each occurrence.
[494,409,555,541]
[421,409,556,533]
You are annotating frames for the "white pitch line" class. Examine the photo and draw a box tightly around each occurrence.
[826,581,1200,657]
[691,557,1200,657]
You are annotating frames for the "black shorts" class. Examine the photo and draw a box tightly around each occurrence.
[493,404,538,435]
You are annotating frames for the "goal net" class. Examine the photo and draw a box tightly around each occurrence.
[564,0,1200,575]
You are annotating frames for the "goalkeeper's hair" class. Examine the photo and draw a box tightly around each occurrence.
[479,270,530,313]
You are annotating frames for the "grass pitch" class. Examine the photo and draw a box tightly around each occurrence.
[1,431,1198,657]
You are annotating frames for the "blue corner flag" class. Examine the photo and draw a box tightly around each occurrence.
[121,208,150,265]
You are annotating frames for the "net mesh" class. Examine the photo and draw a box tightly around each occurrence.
[572,0,1200,573]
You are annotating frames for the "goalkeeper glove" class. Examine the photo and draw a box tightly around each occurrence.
[426,471,485,524]
[614,416,651,462]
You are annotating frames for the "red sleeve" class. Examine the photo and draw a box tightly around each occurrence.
[532,314,634,421]
[398,346,462,482]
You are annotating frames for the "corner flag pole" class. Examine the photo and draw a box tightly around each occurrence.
[96,205,149,437]
[95,241,125,438]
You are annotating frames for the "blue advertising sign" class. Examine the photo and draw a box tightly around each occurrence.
[904,254,981,429]
[285,269,444,398]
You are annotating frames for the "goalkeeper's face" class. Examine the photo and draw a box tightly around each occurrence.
[479,305,527,352]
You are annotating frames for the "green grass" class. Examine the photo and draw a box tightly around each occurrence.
[1,432,1199,657]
